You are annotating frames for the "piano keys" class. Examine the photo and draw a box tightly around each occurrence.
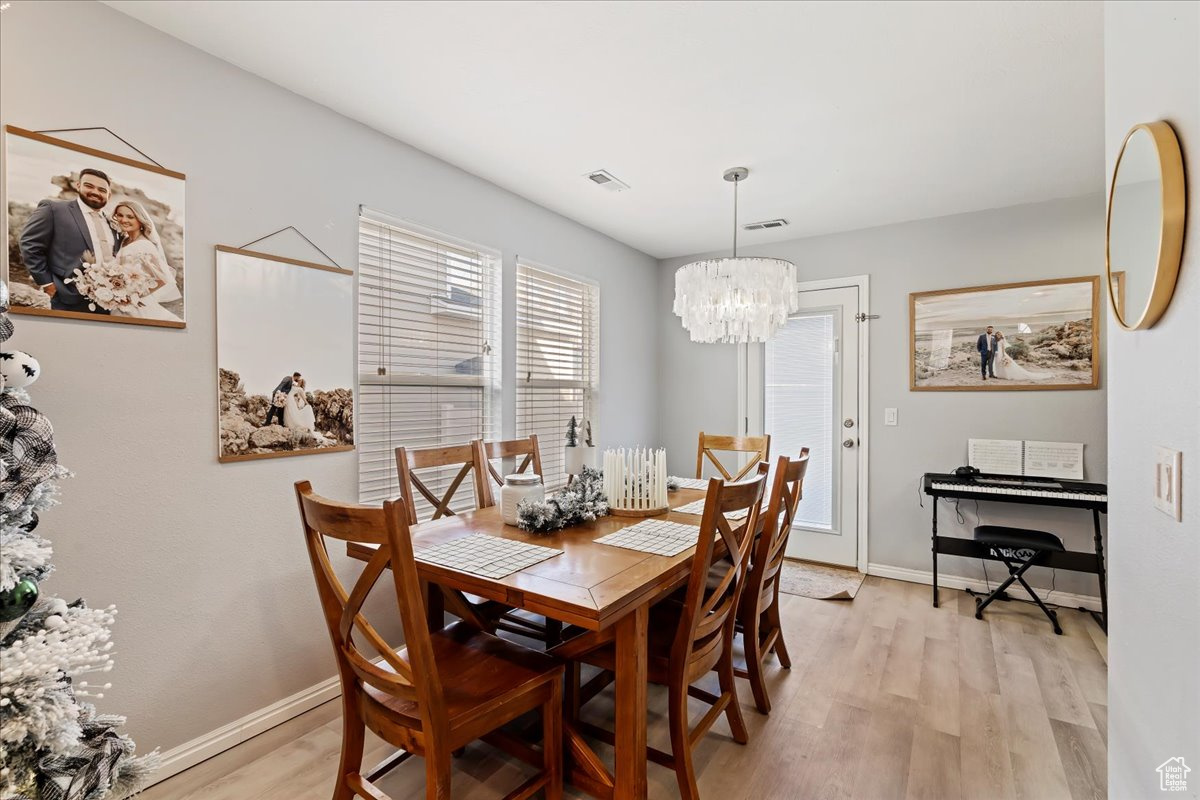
[922,471,1108,630]
[924,473,1107,509]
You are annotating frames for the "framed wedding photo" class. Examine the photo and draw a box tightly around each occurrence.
[216,246,355,462]
[4,126,186,328]
[909,275,1101,392]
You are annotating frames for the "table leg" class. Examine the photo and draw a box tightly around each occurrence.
[613,603,649,800]
[422,580,445,631]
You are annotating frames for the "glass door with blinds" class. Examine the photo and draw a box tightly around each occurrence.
[516,262,599,489]
[357,212,501,511]
[746,284,862,568]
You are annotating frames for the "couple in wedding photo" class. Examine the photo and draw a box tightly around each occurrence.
[18,166,182,321]
[264,371,316,432]
[976,325,1038,381]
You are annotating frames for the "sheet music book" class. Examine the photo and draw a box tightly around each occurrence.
[968,439,1084,480]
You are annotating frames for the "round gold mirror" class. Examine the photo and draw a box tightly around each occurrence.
[1105,121,1187,330]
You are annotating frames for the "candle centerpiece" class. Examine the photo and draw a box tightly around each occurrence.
[602,447,669,517]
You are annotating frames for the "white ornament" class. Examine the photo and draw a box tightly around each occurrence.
[0,350,41,390]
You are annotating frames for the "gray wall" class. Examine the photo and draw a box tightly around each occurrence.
[659,195,1109,595]
[0,0,658,755]
[1104,2,1200,794]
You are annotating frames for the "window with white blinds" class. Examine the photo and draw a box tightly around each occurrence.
[516,262,600,490]
[358,212,501,508]
[764,311,835,530]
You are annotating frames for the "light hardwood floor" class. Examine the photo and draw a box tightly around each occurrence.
[139,577,1107,800]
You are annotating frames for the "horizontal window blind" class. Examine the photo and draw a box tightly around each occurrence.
[516,262,599,489]
[358,213,501,510]
[765,312,835,530]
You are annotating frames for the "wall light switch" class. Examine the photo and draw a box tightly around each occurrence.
[884,408,898,426]
[1153,446,1182,521]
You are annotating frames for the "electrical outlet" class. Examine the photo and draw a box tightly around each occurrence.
[884,408,898,426]
[1153,446,1182,521]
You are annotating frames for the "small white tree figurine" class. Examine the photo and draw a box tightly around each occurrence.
[563,416,597,477]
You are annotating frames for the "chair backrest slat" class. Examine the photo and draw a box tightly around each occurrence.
[673,465,769,677]
[696,432,771,482]
[395,441,493,525]
[749,450,811,607]
[482,435,544,489]
[295,481,445,729]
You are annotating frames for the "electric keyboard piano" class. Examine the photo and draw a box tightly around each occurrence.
[922,472,1108,630]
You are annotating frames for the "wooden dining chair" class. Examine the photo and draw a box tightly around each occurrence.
[695,431,771,482]
[294,481,564,800]
[553,465,769,800]
[481,435,563,647]
[736,450,810,714]
[481,434,543,488]
[395,441,494,526]
[394,441,506,629]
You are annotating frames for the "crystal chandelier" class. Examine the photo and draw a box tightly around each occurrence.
[673,167,797,343]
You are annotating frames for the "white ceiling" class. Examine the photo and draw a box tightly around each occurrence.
[105,0,1104,259]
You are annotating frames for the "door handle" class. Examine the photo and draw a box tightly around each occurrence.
[843,438,855,449]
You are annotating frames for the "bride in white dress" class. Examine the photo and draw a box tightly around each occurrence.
[109,200,182,322]
[284,378,317,432]
[993,331,1042,381]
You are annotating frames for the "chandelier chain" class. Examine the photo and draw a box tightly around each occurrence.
[732,175,739,258]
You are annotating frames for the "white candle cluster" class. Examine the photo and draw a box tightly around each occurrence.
[602,448,668,511]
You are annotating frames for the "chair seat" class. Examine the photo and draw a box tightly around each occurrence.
[363,621,562,732]
[973,524,1065,552]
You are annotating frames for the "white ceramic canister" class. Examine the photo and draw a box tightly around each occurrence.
[501,473,544,526]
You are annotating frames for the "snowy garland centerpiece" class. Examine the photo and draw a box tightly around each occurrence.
[516,466,609,534]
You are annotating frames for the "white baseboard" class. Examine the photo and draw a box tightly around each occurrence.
[150,672,343,786]
[866,562,1104,613]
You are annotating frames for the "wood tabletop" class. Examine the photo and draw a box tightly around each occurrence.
[347,487,711,630]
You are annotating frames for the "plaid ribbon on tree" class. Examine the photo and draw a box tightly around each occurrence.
[1,392,61,514]
[37,713,140,800]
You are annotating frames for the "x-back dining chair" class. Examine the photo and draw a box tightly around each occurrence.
[395,441,494,526]
[553,464,769,800]
[294,481,563,800]
[394,441,501,630]
[480,435,564,646]
[481,434,543,488]
[736,449,810,713]
[696,431,771,482]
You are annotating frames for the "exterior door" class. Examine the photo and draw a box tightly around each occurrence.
[745,284,862,567]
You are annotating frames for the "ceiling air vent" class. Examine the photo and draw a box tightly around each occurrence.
[742,218,789,231]
[584,169,630,192]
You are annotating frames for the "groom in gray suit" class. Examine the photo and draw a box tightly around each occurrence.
[19,168,124,313]
[976,325,997,380]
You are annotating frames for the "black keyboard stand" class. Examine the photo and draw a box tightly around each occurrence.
[924,473,1108,633]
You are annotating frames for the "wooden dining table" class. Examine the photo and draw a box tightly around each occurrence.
[346,486,711,800]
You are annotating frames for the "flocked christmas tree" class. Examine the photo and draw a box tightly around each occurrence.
[0,283,158,800]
